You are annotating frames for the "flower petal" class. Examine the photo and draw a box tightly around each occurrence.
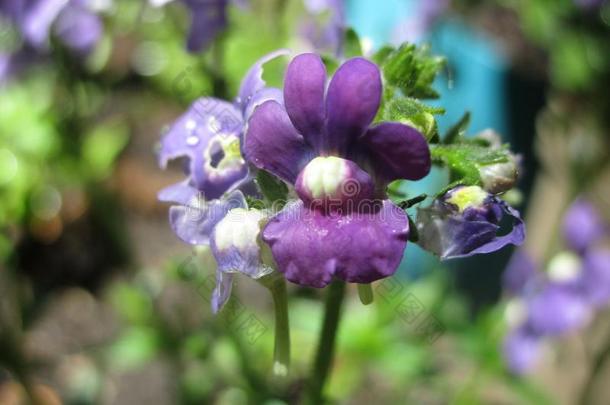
[284,53,326,151]
[325,57,381,154]
[244,100,313,183]
[242,87,283,121]
[168,191,246,245]
[263,200,409,287]
[211,269,234,314]
[158,180,199,205]
[416,199,525,260]
[158,97,247,199]
[211,208,274,279]
[360,122,431,182]
[238,49,289,112]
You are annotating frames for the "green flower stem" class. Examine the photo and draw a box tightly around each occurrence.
[268,277,290,378]
[357,283,374,305]
[304,280,347,404]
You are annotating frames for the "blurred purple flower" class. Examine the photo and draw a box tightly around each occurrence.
[562,199,606,254]
[502,198,609,374]
[503,327,541,375]
[416,185,525,260]
[502,249,538,296]
[152,0,246,53]
[300,0,344,55]
[574,0,606,10]
[158,49,287,200]
[0,0,102,53]
[244,53,431,287]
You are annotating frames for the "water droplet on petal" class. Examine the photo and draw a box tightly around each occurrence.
[186,136,200,146]
[185,119,197,131]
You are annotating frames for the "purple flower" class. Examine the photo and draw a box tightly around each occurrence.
[182,0,228,53]
[416,185,525,260]
[562,199,606,254]
[525,283,591,336]
[158,50,287,200]
[300,0,345,55]
[244,53,431,287]
[159,185,273,312]
[1,0,102,53]
[153,0,246,53]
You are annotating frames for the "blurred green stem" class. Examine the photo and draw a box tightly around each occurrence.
[304,280,346,404]
[269,277,290,378]
[578,336,610,405]
[357,283,373,305]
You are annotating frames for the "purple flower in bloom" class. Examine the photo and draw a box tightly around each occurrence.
[1,0,102,53]
[159,186,273,312]
[416,185,525,260]
[158,50,287,200]
[244,53,431,288]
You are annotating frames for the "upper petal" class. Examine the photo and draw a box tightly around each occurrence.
[158,97,248,199]
[284,53,327,152]
[238,49,289,112]
[262,200,409,287]
[359,122,431,182]
[244,100,313,183]
[325,57,382,154]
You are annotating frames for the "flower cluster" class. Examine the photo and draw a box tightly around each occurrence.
[502,199,610,374]
[158,49,525,314]
[0,0,104,81]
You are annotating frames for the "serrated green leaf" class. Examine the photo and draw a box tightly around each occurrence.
[377,43,446,100]
[431,143,512,192]
[381,97,444,140]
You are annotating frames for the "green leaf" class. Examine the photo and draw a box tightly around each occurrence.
[255,170,288,205]
[375,43,446,100]
[430,143,512,192]
[382,97,444,140]
[82,118,129,179]
[343,28,363,59]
